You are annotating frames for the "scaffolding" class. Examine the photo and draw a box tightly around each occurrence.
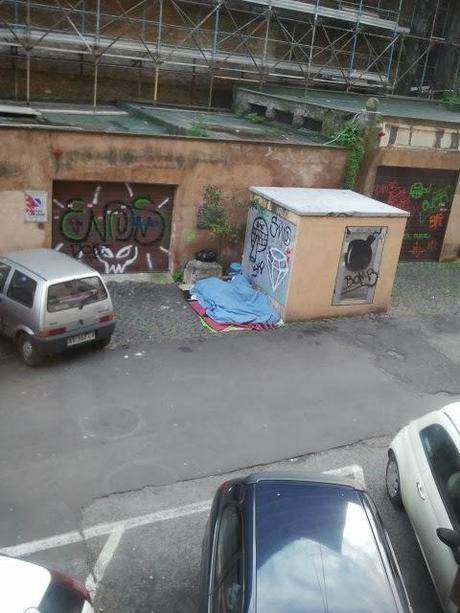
[0,0,458,107]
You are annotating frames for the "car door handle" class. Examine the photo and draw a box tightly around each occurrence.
[416,480,426,500]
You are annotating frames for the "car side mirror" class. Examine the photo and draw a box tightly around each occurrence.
[437,528,460,563]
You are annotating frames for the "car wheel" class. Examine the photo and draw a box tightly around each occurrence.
[17,333,42,367]
[94,336,111,350]
[386,451,403,508]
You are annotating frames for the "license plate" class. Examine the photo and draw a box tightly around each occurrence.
[67,331,96,347]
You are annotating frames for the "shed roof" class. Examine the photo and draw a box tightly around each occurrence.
[250,187,409,217]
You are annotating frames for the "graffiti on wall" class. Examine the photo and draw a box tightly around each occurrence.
[52,181,174,273]
[242,207,296,306]
[372,167,458,261]
[333,226,387,305]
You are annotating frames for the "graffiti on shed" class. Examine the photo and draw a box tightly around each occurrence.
[242,206,296,306]
[372,167,458,261]
[52,181,174,273]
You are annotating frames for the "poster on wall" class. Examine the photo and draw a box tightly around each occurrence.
[24,190,48,223]
[242,206,296,306]
[333,226,386,305]
[372,166,458,261]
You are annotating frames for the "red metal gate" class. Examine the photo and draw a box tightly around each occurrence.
[52,181,174,273]
[372,167,458,261]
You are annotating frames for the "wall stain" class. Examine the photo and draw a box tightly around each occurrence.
[0,162,19,177]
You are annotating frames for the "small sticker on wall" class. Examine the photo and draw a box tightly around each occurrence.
[25,190,48,223]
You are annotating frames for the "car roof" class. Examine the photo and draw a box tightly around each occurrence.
[440,402,460,435]
[1,248,95,281]
[250,478,404,613]
[245,471,364,491]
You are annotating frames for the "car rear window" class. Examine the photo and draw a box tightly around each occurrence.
[255,482,399,613]
[47,276,107,312]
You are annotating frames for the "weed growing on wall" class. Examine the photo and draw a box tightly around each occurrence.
[334,120,364,189]
[442,90,460,112]
[187,119,209,137]
[196,185,241,262]
[243,112,265,124]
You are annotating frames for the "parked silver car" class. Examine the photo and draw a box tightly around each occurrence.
[0,249,115,366]
[387,402,460,613]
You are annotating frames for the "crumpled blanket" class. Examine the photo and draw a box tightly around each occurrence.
[192,274,280,325]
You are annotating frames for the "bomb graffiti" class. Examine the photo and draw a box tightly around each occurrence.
[242,207,296,306]
[52,181,174,273]
[372,167,457,261]
[333,226,386,305]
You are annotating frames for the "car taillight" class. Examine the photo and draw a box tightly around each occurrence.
[99,313,114,323]
[38,327,66,337]
[50,569,92,603]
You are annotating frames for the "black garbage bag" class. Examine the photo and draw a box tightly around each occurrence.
[195,249,217,263]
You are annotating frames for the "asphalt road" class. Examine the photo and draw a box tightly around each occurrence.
[0,438,442,613]
[1,309,460,611]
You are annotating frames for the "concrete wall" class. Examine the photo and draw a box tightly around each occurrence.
[0,128,348,270]
[364,147,460,261]
[284,216,406,321]
[380,120,460,152]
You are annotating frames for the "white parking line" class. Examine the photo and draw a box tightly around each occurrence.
[0,465,365,560]
[0,500,212,558]
[85,528,124,599]
[323,464,366,489]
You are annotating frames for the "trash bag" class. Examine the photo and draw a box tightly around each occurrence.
[195,249,217,263]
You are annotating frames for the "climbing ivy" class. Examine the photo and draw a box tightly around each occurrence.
[442,90,460,112]
[334,120,364,190]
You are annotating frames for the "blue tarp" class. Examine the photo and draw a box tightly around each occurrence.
[192,275,280,325]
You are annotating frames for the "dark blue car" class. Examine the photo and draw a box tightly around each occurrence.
[199,473,412,613]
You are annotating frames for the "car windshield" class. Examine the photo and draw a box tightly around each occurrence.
[47,276,107,312]
[255,482,400,613]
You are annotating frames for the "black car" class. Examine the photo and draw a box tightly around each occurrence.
[200,472,411,613]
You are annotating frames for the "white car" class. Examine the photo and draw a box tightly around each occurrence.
[1,554,93,613]
[387,402,460,613]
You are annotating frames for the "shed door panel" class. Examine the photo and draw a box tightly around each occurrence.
[372,167,458,261]
[52,181,174,273]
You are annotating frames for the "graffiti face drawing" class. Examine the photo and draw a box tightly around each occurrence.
[249,217,269,262]
[95,245,139,274]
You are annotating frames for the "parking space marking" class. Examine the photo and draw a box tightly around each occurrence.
[0,465,365,560]
[0,500,212,558]
[85,528,124,599]
[323,464,366,489]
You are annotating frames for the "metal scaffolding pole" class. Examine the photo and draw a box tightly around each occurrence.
[347,0,363,89]
[154,0,163,104]
[0,0,454,106]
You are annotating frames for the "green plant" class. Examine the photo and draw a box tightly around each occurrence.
[172,270,184,284]
[334,119,364,189]
[236,195,265,214]
[442,90,460,112]
[196,185,242,262]
[244,112,265,124]
[197,185,225,229]
[187,119,209,137]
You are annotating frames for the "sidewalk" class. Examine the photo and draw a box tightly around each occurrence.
[0,262,459,360]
